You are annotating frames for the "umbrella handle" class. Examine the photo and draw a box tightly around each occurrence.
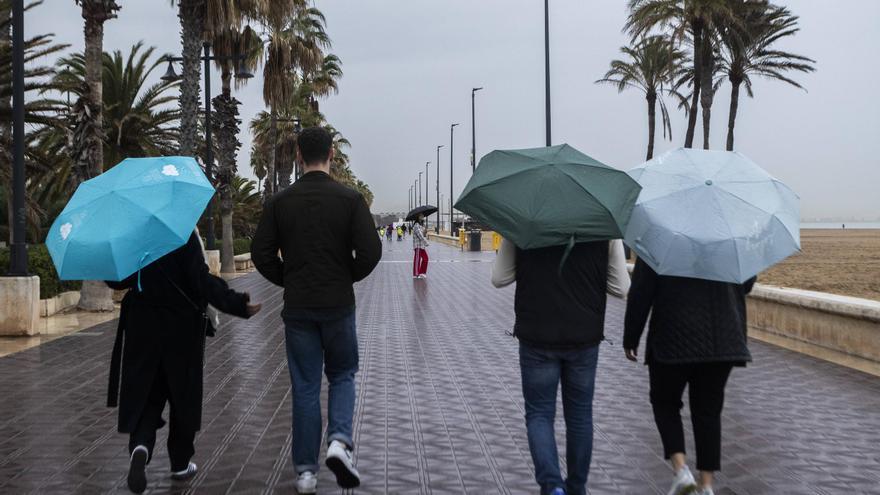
[557,235,576,277]
[137,252,149,292]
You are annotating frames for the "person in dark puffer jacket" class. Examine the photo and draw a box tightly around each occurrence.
[623,258,756,495]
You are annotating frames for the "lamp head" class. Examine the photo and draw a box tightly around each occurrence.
[160,60,180,82]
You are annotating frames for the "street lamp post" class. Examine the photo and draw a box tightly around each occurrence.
[409,185,413,211]
[8,0,26,275]
[449,123,459,234]
[435,145,443,233]
[274,117,302,189]
[161,44,252,250]
[418,172,422,206]
[471,87,483,172]
[544,0,552,146]
[425,161,430,223]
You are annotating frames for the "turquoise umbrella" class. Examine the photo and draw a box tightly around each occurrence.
[624,148,800,283]
[46,156,214,282]
[455,144,641,249]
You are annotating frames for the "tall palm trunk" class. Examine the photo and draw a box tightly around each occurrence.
[214,70,238,273]
[78,3,114,312]
[178,0,204,156]
[646,91,657,160]
[699,41,715,150]
[726,78,741,151]
[264,110,277,200]
[2,8,10,246]
[684,22,703,149]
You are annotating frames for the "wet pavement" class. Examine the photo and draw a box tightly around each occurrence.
[1,240,878,494]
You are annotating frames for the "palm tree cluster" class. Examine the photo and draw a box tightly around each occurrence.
[1,0,368,301]
[598,0,815,158]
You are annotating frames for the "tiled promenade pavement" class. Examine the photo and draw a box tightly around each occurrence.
[2,240,879,494]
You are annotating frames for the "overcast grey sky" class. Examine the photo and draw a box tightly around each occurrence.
[32,0,880,219]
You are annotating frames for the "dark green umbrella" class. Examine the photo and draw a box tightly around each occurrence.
[455,144,641,250]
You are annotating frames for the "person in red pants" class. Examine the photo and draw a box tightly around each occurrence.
[412,216,429,279]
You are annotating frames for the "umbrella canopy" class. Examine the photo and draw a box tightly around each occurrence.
[46,156,215,281]
[405,205,438,222]
[455,144,641,249]
[624,148,800,284]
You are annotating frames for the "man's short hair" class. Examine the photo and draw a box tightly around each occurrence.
[296,127,333,165]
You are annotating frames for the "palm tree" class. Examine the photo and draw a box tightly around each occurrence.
[208,1,264,273]
[260,0,329,196]
[172,0,205,156]
[626,0,738,148]
[718,3,815,150]
[0,0,68,245]
[597,35,685,159]
[71,0,120,311]
[46,42,181,169]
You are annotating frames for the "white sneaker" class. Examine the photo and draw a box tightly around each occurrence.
[667,465,697,495]
[296,471,317,494]
[325,440,361,488]
[170,462,198,481]
[695,488,714,495]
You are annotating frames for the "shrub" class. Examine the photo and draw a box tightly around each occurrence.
[233,238,251,256]
[0,244,82,299]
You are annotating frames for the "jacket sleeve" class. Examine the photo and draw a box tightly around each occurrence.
[250,199,285,287]
[606,239,631,299]
[350,195,382,282]
[623,258,658,351]
[182,233,249,318]
[491,238,517,288]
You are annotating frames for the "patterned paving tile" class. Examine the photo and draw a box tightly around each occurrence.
[0,241,878,494]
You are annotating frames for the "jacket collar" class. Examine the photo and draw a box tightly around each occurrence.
[299,170,332,181]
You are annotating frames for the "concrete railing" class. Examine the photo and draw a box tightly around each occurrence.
[427,231,498,251]
[747,286,880,365]
[40,291,80,318]
[234,253,254,271]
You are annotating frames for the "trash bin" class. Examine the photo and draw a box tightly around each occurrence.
[467,230,482,252]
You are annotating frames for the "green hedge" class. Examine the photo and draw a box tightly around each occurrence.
[233,238,251,256]
[0,244,82,299]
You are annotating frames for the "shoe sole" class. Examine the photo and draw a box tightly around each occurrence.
[325,456,360,489]
[127,450,148,494]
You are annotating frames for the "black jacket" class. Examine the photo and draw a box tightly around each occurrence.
[251,171,382,309]
[623,258,756,365]
[514,242,609,349]
[106,233,250,433]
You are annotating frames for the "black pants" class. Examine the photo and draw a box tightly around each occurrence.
[128,369,196,472]
[649,362,733,472]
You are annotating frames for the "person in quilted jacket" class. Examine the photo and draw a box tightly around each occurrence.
[623,258,756,495]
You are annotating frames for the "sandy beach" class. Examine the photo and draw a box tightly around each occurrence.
[759,229,880,302]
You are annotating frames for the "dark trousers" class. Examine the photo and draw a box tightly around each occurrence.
[128,369,196,472]
[649,362,733,472]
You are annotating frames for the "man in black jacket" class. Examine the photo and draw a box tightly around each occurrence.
[251,127,381,494]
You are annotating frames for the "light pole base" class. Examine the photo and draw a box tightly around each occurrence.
[0,276,40,336]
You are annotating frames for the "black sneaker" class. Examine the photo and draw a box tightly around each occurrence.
[170,462,198,481]
[127,446,148,494]
[325,440,361,488]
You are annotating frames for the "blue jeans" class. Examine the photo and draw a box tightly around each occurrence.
[519,343,599,495]
[282,306,359,474]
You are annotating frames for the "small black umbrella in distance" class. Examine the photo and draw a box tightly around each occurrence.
[405,205,438,222]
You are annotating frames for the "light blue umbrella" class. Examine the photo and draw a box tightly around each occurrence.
[46,156,214,282]
[624,148,800,283]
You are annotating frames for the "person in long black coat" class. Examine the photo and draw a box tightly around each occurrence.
[623,258,755,495]
[106,232,260,494]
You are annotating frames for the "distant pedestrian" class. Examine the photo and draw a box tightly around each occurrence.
[386,224,393,241]
[397,225,404,241]
[491,237,630,495]
[107,231,261,494]
[412,216,430,279]
[251,126,381,494]
[623,259,756,495]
